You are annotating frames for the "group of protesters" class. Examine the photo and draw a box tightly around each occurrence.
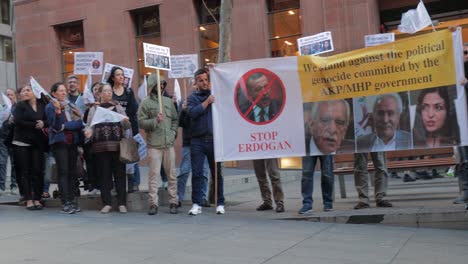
[0,66,226,216]
[1,40,468,216]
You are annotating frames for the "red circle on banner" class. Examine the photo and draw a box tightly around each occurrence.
[234,68,286,125]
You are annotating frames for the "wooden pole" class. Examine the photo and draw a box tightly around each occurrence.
[183,78,187,99]
[213,0,232,208]
[157,69,162,113]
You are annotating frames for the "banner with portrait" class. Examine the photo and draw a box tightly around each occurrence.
[211,29,467,161]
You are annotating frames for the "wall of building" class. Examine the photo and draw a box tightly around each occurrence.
[14,0,381,167]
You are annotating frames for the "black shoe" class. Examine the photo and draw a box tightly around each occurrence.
[60,203,76,214]
[256,203,273,211]
[354,202,370,210]
[432,169,443,178]
[72,202,81,212]
[169,203,178,214]
[177,201,182,208]
[403,174,416,182]
[275,203,285,213]
[148,205,158,215]
[376,200,393,207]
[416,171,432,180]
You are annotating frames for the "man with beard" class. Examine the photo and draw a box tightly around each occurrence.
[66,75,81,103]
[240,72,281,123]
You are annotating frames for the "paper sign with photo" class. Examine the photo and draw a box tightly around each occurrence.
[364,33,395,47]
[74,52,104,75]
[101,63,134,89]
[143,43,171,71]
[297,31,334,56]
[168,54,198,79]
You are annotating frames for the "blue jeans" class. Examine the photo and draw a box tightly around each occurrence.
[0,163,6,191]
[191,138,224,205]
[301,155,334,208]
[177,146,209,201]
[133,164,141,186]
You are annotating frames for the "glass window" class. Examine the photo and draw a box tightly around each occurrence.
[0,36,13,62]
[55,22,85,89]
[267,0,299,12]
[194,0,220,69]
[0,0,10,25]
[194,0,221,24]
[267,0,301,58]
[132,6,161,84]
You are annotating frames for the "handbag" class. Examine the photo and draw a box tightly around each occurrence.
[119,137,140,164]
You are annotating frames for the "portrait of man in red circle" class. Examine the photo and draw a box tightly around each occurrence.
[235,68,286,125]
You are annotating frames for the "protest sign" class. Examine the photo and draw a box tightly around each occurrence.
[211,29,467,160]
[101,63,134,89]
[143,43,171,71]
[168,54,198,78]
[211,57,306,161]
[364,33,395,47]
[74,52,103,75]
[298,29,455,102]
[297,31,334,56]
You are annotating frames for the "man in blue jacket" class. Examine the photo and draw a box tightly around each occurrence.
[187,69,225,215]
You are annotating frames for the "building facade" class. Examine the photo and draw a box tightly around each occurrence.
[13,0,468,168]
[1,0,15,91]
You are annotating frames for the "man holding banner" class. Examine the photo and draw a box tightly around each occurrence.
[187,69,225,215]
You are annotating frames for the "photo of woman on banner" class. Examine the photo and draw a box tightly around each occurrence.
[411,86,460,148]
[235,69,285,125]
[354,92,412,152]
[320,40,332,52]
[303,99,354,155]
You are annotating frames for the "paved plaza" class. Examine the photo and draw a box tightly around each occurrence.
[1,169,468,264]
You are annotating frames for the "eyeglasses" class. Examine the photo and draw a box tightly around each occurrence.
[464,50,468,55]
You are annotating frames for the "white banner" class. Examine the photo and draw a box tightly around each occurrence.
[169,54,198,78]
[143,43,171,71]
[211,57,306,161]
[74,52,103,75]
[297,31,334,56]
[101,63,134,89]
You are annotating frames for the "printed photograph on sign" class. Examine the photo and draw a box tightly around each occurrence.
[169,54,198,79]
[74,52,103,75]
[304,99,354,155]
[410,86,460,149]
[143,43,171,71]
[234,68,286,125]
[364,33,395,47]
[101,63,134,89]
[297,31,334,56]
[354,92,411,153]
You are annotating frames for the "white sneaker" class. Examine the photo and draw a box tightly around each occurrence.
[188,204,202,216]
[100,205,112,214]
[88,189,99,195]
[216,205,225,215]
[118,205,128,214]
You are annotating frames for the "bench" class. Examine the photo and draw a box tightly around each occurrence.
[333,147,456,198]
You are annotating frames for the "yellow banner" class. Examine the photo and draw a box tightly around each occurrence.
[298,30,455,102]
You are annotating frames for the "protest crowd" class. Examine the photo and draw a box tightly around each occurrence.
[0,14,468,217]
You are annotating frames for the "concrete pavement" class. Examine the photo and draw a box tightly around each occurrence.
[1,203,468,264]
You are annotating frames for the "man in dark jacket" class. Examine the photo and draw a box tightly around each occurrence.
[186,69,225,215]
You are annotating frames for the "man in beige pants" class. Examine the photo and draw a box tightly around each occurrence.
[138,75,179,215]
